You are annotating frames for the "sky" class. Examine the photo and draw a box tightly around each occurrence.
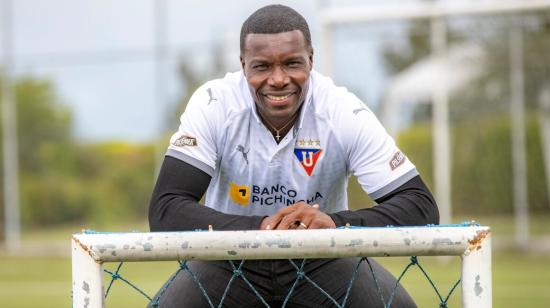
[0,0,412,142]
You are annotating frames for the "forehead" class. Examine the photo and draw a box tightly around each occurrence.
[243,30,309,59]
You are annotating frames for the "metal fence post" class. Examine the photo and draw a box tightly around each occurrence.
[72,237,104,308]
[461,232,492,308]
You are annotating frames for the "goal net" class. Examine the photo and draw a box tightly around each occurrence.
[71,224,491,307]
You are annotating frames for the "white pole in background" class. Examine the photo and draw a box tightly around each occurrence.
[1,0,21,251]
[153,0,168,176]
[539,88,550,209]
[509,17,529,246]
[430,17,452,225]
[320,23,333,78]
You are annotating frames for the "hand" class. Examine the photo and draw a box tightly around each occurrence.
[260,202,336,230]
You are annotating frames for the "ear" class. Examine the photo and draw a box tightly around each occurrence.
[308,48,314,69]
[240,56,245,71]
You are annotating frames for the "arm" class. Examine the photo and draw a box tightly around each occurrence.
[328,175,439,227]
[260,175,438,230]
[148,156,265,231]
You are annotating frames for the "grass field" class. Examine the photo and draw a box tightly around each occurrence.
[1,215,549,307]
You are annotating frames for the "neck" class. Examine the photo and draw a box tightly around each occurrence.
[261,112,300,143]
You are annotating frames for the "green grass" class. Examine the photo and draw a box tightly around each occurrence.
[379,253,550,307]
[1,253,549,307]
[2,215,549,307]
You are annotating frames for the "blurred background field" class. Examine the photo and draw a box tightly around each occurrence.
[1,0,550,307]
[1,216,550,307]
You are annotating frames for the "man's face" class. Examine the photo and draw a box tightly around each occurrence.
[241,30,313,126]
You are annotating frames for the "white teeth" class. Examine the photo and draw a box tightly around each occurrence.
[266,93,292,101]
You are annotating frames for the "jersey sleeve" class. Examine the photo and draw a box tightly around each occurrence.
[333,93,418,200]
[166,83,224,176]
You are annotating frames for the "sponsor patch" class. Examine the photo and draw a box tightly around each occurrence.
[389,151,406,170]
[229,182,250,206]
[294,148,322,176]
[172,135,197,147]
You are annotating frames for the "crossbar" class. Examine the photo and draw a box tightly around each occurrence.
[72,226,491,307]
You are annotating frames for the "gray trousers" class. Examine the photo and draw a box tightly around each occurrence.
[149,258,416,308]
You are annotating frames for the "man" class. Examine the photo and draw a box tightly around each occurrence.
[149,4,438,307]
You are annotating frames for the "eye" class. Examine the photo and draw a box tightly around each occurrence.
[286,60,303,68]
[252,63,269,71]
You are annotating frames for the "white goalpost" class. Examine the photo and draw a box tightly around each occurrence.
[72,225,492,308]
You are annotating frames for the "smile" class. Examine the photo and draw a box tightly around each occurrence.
[265,93,294,101]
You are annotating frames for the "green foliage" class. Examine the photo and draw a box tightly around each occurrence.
[396,114,549,214]
[20,142,155,226]
[1,76,156,229]
[73,142,155,226]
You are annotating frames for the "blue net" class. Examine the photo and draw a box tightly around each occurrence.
[88,223,477,307]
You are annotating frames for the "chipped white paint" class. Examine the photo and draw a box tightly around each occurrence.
[72,226,492,308]
[72,237,104,308]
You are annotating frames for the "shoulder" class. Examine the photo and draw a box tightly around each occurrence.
[187,71,252,118]
[309,70,374,124]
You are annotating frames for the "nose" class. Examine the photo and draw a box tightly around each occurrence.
[268,66,289,88]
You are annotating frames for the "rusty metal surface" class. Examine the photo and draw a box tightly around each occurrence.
[467,229,491,253]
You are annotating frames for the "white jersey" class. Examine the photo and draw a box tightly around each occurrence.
[167,70,418,216]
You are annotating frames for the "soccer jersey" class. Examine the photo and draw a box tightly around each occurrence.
[166,70,418,216]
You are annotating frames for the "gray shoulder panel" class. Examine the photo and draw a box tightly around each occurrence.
[369,168,419,200]
[166,149,215,177]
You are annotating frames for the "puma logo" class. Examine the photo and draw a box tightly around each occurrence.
[206,88,217,105]
[236,145,249,165]
[353,107,368,115]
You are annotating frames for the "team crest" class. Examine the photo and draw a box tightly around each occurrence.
[294,148,322,176]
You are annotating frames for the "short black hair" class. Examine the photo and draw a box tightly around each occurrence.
[240,4,312,55]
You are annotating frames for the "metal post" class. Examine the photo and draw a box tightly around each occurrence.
[72,237,104,308]
[320,22,333,77]
[539,88,550,209]
[430,17,452,225]
[153,0,168,176]
[461,233,492,308]
[509,18,529,246]
[1,0,21,251]
[72,226,491,307]
[382,95,400,137]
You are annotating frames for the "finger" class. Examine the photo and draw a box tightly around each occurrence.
[288,221,299,230]
[312,204,320,209]
[308,214,336,229]
[297,221,308,229]
[271,203,302,218]
[277,212,301,230]
[300,214,319,230]
[263,213,285,230]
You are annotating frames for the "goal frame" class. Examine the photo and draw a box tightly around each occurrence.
[71,225,491,307]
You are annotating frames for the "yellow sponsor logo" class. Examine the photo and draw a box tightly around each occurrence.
[229,182,250,206]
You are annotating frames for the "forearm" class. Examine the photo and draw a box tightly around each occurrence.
[149,194,265,231]
[328,175,439,227]
[148,156,265,231]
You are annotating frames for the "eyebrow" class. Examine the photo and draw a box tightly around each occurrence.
[247,53,307,63]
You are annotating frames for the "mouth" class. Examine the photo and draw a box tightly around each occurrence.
[262,92,296,105]
[265,93,294,101]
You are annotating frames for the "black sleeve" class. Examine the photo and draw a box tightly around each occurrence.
[148,156,266,231]
[328,175,439,227]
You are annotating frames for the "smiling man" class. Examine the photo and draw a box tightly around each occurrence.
[149,4,438,307]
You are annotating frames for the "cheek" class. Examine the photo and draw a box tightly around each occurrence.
[293,72,310,89]
[247,75,267,93]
